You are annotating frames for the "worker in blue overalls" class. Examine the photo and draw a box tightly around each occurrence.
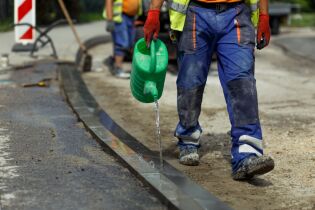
[144,0,275,180]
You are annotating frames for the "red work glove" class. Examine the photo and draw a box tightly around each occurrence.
[256,14,270,50]
[144,9,160,47]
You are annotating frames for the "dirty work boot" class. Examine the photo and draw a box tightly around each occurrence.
[232,155,275,180]
[179,145,200,166]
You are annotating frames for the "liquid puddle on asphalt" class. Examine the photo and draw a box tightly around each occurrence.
[154,100,163,171]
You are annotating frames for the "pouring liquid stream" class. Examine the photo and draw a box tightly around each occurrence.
[154,99,163,171]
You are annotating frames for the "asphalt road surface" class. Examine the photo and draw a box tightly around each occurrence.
[0,62,165,210]
[273,28,315,62]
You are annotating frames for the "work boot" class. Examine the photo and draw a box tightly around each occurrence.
[232,155,275,180]
[104,56,114,68]
[111,66,130,79]
[179,144,200,166]
[104,56,130,79]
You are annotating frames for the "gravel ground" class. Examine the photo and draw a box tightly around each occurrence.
[83,30,315,210]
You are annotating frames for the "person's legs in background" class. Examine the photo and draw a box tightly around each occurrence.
[106,14,134,79]
[126,14,136,60]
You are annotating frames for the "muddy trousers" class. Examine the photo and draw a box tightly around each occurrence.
[174,3,263,171]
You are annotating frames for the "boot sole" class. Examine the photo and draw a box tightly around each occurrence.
[233,156,275,180]
[247,156,275,176]
[179,154,200,166]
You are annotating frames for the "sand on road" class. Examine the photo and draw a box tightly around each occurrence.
[83,33,315,210]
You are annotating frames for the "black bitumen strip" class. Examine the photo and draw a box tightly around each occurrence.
[59,64,233,210]
[75,35,112,67]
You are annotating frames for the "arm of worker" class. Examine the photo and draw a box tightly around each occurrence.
[105,0,115,32]
[143,0,164,47]
[256,0,270,50]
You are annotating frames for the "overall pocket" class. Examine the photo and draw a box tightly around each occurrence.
[235,4,256,47]
[178,6,197,54]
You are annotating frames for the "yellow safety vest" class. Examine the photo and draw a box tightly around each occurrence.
[103,0,143,23]
[168,0,260,31]
[245,0,259,27]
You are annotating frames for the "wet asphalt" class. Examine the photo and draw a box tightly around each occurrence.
[0,62,164,210]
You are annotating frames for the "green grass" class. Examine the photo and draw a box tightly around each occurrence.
[0,18,13,32]
[78,12,104,23]
[290,13,315,27]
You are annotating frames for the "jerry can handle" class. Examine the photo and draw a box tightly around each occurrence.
[150,40,157,73]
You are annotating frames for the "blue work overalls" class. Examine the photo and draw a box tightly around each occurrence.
[175,2,263,172]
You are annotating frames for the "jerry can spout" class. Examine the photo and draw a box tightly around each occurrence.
[144,80,158,101]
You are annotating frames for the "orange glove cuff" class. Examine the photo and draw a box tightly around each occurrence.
[147,9,160,16]
[259,14,269,20]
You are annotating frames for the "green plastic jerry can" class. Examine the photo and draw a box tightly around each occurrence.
[130,38,168,103]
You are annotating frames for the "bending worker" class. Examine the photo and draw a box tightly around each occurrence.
[144,0,275,180]
[104,0,142,79]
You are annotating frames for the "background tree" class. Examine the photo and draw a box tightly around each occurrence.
[36,0,81,25]
[0,0,13,21]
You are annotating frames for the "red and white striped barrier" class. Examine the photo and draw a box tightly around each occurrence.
[14,0,36,44]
